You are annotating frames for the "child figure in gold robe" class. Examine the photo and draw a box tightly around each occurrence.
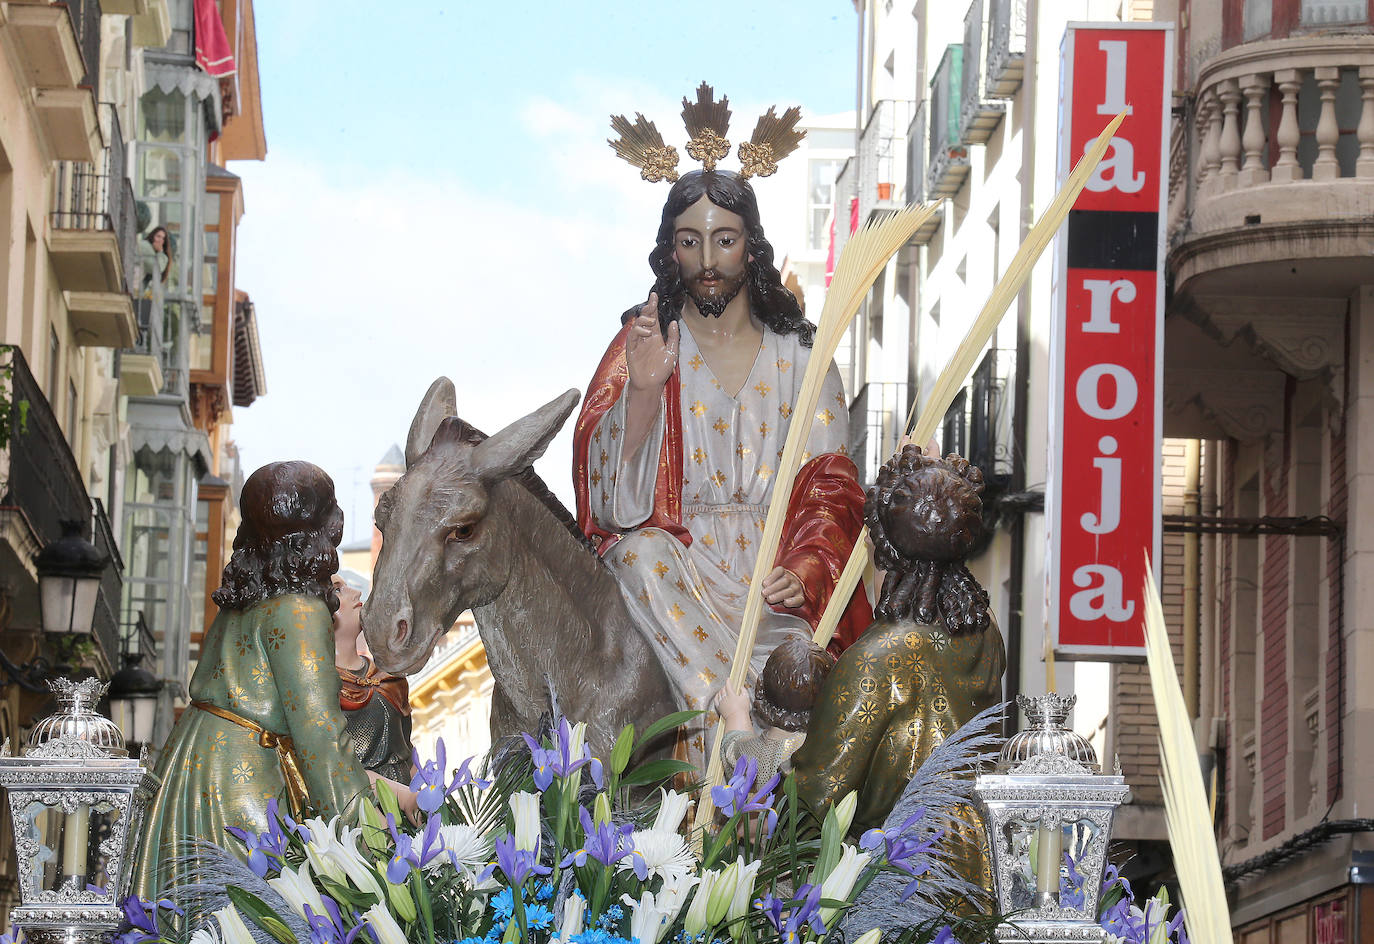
[792,448,1004,851]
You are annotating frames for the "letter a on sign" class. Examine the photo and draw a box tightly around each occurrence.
[1046,22,1172,659]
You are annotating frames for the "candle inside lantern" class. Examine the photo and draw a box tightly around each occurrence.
[1035,820,1061,904]
[62,803,90,879]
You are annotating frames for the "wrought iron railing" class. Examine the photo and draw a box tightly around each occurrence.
[90,497,123,664]
[941,347,1016,485]
[906,102,927,206]
[51,103,135,293]
[858,99,917,222]
[66,0,103,90]
[959,0,1006,145]
[849,381,911,487]
[985,0,1027,98]
[928,45,971,198]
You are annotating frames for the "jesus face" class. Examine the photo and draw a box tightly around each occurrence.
[672,195,750,318]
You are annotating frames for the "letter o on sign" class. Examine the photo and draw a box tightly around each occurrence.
[1075,364,1138,420]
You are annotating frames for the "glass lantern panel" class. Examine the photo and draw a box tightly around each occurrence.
[1000,816,1101,910]
[1060,818,1102,908]
[17,797,123,898]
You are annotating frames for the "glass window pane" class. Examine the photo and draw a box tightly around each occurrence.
[139,90,187,144]
[203,195,220,227]
[138,148,182,198]
[202,261,217,294]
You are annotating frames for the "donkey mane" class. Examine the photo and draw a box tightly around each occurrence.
[437,416,594,553]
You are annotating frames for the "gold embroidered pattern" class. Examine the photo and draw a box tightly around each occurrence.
[753,381,772,398]
[690,400,708,416]
[689,354,705,370]
[653,561,670,578]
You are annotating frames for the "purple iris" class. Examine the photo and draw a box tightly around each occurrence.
[1102,862,1134,901]
[521,719,605,792]
[860,808,945,903]
[224,801,291,879]
[932,926,957,944]
[115,895,182,944]
[479,834,552,887]
[410,739,489,814]
[757,884,827,941]
[560,806,636,872]
[384,813,449,884]
[304,897,365,944]
[710,755,781,819]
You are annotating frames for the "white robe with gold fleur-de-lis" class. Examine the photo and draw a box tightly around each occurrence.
[584,319,851,767]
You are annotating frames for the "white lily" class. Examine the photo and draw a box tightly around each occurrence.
[567,721,589,762]
[819,843,872,926]
[727,857,761,927]
[707,859,740,926]
[852,929,883,944]
[511,790,541,852]
[268,861,328,923]
[683,867,721,936]
[833,791,858,837]
[653,788,691,833]
[558,891,586,943]
[212,906,256,944]
[622,891,671,944]
[655,872,701,924]
[187,925,220,944]
[302,815,385,901]
[361,902,409,944]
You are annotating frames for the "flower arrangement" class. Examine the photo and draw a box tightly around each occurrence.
[100,710,1004,944]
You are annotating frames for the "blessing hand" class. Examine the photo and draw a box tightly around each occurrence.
[762,566,805,609]
[626,293,680,394]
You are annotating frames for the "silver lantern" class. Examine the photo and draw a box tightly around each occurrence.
[974,693,1131,944]
[0,677,160,944]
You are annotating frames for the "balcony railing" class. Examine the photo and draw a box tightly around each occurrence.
[849,381,910,487]
[51,103,135,293]
[1191,40,1374,201]
[858,99,917,223]
[941,347,1016,486]
[1,348,122,662]
[985,0,1027,98]
[959,0,1007,145]
[90,497,123,665]
[929,44,971,198]
[67,0,103,90]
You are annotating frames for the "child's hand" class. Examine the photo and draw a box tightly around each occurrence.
[715,680,752,731]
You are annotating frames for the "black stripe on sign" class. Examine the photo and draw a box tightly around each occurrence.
[1067,210,1159,271]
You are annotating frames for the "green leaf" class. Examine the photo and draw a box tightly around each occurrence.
[610,723,636,776]
[374,778,403,822]
[620,757,697,788]
[318,876,377,911]
[225,886,296,944]
[632,710,703,755]
[411,870,435,944]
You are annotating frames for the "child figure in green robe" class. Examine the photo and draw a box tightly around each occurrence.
[133,461,376,898]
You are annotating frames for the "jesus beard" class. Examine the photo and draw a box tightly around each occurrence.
[685,267,749,318]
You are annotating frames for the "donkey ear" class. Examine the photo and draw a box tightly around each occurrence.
[406,377,458,468]
[471,389,581,483]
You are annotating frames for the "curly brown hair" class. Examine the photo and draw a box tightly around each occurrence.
[752,637,836,732]
[212,461,344,614]
[865,446,990,635]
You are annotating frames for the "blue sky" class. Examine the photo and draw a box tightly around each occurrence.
[231,1,858,544]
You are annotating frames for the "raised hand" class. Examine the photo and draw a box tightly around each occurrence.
[762,566,805,609]
[626,293,681,394]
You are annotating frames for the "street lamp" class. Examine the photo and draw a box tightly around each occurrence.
[0,677,160,944]
[974,693,1131,944]
[107,652,162,751]
[35,520,108,637]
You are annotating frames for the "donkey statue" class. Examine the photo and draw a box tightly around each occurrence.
[362,378,679,759]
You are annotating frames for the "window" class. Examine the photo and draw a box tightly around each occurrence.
[1243,0,1272,39]
[808,160,842,251]
[47,326,59,405]
[67,379,77,436]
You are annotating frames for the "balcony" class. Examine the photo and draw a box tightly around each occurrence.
[833,155,858,265]
[928,44,971,198]
[3,1,83,88]
[905,103,943,245]
[3,0,102,162]
[121,296,166,396]
[130,0,171,48]
[959,0,1007,145]
[985,0,1026,97]
[849,381,911,487]
[940,346,1015,488]
[68,0,102,90]
[1171,37,1374,299]
[0,348,122,666]
[49,104,137,326]
[858,99,917,224]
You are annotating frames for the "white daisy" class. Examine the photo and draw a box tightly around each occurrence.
[428,823,493,877]
[619,828,696,884]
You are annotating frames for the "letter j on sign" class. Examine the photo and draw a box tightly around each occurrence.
[1047,23,1173,658]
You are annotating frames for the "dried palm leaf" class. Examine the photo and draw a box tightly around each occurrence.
[608,113,680,183]
[681,82,732,171]
[812,110,1129,649]
[737,106,806,179]
[1143,560,1233,944]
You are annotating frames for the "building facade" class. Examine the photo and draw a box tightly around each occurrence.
[841,0,1374,935]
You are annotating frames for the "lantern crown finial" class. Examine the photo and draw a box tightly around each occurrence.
[1001,692,1099,773]
[26,677,126,758]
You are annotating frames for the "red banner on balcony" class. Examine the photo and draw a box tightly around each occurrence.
[194,0,236,78]
[1046,23,1173,659]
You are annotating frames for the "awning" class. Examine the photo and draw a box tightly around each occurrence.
[127,401,213,475]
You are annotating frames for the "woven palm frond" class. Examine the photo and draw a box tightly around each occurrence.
[681,82,732,171]
[737,106,805,179]
[608,113,680,183]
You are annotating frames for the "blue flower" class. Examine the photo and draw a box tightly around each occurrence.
[561,806,635,871]
[860,806,942,896]
[410,739,490,814]
[525,903,555,931]
[225,802,293,879]
[521,719,605,792]
[756,884,826,942]
[710,755,780,819]
[478,834,551,886]
[932,926,956,944]
[115,895,182,944]
[304,898,364,944]
[491,888,516,918]
[595,905,625,930]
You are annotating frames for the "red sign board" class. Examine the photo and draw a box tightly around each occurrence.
[1047,24,1173,658]
[1315,898,1347,944]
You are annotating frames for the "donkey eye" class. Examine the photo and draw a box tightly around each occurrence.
[445,524,475,544]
